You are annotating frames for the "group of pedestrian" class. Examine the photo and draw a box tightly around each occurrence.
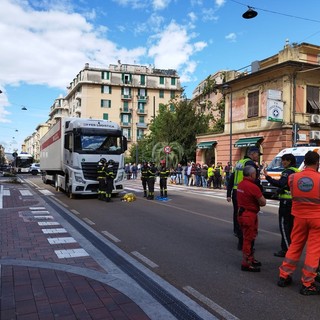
[140,160,169,200]
[97,158,116,202]
[228,147,320,296]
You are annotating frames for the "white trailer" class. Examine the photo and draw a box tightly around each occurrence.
[40,118,127,198]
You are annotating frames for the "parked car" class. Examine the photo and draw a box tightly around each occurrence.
[29,163,41,175]
[0,164,12,173]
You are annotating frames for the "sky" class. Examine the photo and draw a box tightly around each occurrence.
[1,0,320,154]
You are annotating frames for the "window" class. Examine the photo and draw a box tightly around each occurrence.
[123,101,129,112]
[159,76,165,85]
[103,113,108,120]
[122,128,131,139]
[121,114,131,124]
[169,104,175,112]
[122,87,131,95]
[159,90,164,98]
[307,86,320,114]
[170,90,175,99]
[101,85,111,94]
[171,78,176,85]
[101,99,111,108]
[122,73,131,84]
[247,91,259,118]
[139,116,145,123]
[140,75,146,85]
[138,88,146,96]
[101,71,110,80]
[138,102,145,113]
[137,129,144,140]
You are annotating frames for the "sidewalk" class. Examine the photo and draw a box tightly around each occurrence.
[0,178,152,320]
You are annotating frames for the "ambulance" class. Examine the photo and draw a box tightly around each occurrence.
[262,145,320,198]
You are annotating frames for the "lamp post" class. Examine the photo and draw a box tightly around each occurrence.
[222,84,233,165]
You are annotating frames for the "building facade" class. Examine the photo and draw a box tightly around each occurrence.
[24,62,182,159]
[196,42,320,166]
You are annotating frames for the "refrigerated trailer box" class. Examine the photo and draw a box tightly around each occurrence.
[40,118,127,198]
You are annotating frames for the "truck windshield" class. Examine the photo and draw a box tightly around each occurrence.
[266,156,305,172]
[74,134,123,154]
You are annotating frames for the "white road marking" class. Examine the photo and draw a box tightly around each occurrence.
[39,189,55,196]
[31,211,50,214]
[20,190,32,196]
[101,230,121,242]
[70,209,81,215]
[183,286,240,320]
[29,207,46,210]
[38,222,60,226]
[0,185,3,209]
[48,237,77,244]
[83,218,95,225]
[33,216,54,220]
[54,248,89,258]
[131,251,159,268]
[42,228,67,234]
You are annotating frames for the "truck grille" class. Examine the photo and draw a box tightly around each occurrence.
[81,162,119,180]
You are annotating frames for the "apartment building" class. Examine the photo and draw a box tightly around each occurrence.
[196,42,320,166]
[24,62,182,159]
[63,62,182,146]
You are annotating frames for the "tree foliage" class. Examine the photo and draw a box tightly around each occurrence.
[129,99,211,164]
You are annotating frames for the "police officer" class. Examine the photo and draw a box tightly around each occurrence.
[97,158,107,201]
[105,159,115,202]
[141,160,149,197]
[147,162,157,200]
[227,147,262,250]
[263,153,299,257]
[159,160,170,198]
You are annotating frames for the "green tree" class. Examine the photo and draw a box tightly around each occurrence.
[152,141,184,168]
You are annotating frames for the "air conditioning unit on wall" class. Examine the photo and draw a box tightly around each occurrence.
[310,114,320,124]
[310,130,320,140]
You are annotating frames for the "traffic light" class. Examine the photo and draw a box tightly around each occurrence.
[292,123,300,146]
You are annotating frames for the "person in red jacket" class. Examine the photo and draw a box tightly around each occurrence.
[237,165,266,272]
[278,151,320,295]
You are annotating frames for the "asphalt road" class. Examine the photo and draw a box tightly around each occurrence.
[24,175,320,320]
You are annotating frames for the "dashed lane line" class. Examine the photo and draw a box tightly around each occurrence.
[101,230,121,243]
[183,286,240,320]
[131,251,159,268]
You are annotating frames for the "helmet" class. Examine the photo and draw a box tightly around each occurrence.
[107,159,115,165]
[99,158,106,164]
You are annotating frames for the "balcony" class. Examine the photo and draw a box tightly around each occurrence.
[136,122,148,129]
[137,95,149,102]
[119,107,132,114]
[121,94,132,100]
[137,108,147,115]
[120,122,132,127]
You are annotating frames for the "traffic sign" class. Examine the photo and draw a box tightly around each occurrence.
[164,146,171,154]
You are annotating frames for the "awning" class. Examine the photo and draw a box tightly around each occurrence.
[234,136,263,148]
[197,141,217,149]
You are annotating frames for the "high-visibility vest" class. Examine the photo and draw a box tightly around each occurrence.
[278,167,299,200]
[233,158,251,189]
[289,168,320,218]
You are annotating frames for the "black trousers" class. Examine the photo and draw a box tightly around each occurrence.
[232,190,243,240]
[105,179,114,198]
[159,178,167,196]
[278,199,293,252]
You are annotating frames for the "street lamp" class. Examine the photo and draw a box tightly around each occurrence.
[222,84,233,166]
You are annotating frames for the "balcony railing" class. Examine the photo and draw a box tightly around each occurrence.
[121,94,132,100]
[119,107,132,114]
[137,95,148,102]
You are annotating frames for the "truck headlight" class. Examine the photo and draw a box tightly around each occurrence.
[114,172,124,183]
[74,173,85,184]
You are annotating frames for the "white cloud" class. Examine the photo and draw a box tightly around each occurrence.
[215,0,226,7]
[148,21,206,82]
[225,32,237,42]
[152,0,171,10]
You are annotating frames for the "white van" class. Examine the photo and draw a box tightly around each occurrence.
[262,146,320,198]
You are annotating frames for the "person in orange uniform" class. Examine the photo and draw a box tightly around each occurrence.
[237,166,266,272]
[278,151,320,295]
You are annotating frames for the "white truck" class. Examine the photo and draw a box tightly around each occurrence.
[40,118,127,198]
[262,145,320,198]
